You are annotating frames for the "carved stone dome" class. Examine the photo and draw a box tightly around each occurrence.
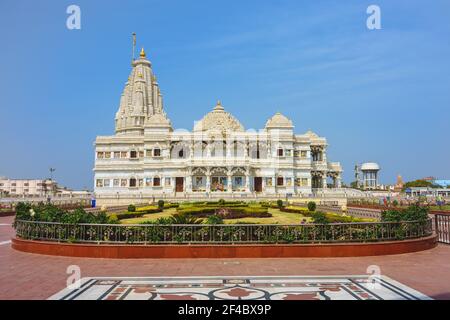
[193,101,244,133]
[265,112,293,129]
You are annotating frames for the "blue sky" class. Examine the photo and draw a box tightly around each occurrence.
[0,0,449,190]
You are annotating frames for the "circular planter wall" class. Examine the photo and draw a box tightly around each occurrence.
[12,235,437,259]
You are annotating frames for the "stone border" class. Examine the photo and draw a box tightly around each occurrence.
[11,235,437,259]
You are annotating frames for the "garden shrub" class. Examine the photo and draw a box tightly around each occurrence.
[205,215,224,224]
[14,202,112,225]
[157,200,165,210]
[128,204,136,212]
[277,199,283,208]
[107,214,119,224]
[311,211,329,224]
[381,204,429,222]
[307,201,317,212]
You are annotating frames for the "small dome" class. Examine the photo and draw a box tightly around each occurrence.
[265,112,293,129]
[361,162,380,171]
[193,101,244,133]
[146,113,172,127]
[305,130,319,138]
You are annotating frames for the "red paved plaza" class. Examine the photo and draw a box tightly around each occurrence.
[1,216,449,300]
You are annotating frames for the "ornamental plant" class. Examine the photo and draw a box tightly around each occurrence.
[128,204,136,212]
[311,211,329,224]
[277,199,283,208]
[307,201,317,212]
[157,200,165,210]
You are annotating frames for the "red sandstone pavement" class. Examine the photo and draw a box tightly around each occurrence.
[1,216,450,300]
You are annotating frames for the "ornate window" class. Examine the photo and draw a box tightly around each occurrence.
[113,179,119,187]
[114,151,120,159]
[153,177,161,186]
[165,177,171,186]
[103,179,111,187]
[302,178,308,186]
[97,152,104,159]
[96,179,103,187]
[130,151,137,159]
[277,148,284,157]
[301,150,307,158]
[139,151,144,158]
[129,178,137,187]
[153,149,161,157]
[120,151,128,158]
[277,177,284,186]
[120,179,127,187]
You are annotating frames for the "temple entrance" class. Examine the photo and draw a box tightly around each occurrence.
[175,177,184,192]
[254,177,262,192]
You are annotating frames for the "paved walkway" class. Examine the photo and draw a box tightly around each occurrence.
[1,216,449,300]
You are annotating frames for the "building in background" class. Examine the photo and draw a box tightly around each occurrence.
[432,179,450,188]
[354,163,380,190]
[0,177,57,197]
[0,177,92,199]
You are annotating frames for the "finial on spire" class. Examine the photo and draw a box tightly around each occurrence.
[140,47,146,58]
[214,100,224,111]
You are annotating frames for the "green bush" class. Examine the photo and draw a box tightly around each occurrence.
[205,215,224,224]
[381,204,429,222]
[392,200,399,207]
[169,213,203,224]
[218,199,226,206]
[277,199,283,208]
[307,201,317,212]
[312,211,329,224]
[14,202,112,225]
[128,204,136,212]
[107,214,119,224]
[157,200,165,210]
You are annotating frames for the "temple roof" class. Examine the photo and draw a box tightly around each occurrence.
[193,101,244,133]
[115,47,170,134]
[265,112,293,129]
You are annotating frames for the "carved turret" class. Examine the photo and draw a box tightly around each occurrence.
[114,47,169,135]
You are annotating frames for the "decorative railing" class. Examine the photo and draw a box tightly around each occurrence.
[14,219,433,245]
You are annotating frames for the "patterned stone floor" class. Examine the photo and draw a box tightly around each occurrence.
[50,276,430,300]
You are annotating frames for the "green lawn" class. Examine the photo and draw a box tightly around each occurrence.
[119,207,312,225]
[430,205,450,211]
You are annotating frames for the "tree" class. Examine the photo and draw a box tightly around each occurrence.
[403,179,441,190]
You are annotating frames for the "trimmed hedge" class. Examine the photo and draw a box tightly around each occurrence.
[281,206,369,223]
[176,206,271,219]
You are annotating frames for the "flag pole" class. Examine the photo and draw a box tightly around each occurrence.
[132,32,136,62]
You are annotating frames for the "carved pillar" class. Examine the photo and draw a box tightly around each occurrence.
[336,174,342,188]
[245,173,250,192]
[322,173,328,189]
[206,174,211,193]
[186,175,192,192]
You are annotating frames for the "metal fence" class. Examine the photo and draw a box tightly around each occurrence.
[14,219,433,245]
[435,214,450,244]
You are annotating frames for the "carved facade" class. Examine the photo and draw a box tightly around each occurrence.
[94,49,343,203]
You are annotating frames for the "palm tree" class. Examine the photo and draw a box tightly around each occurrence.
[169,213,203,224]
